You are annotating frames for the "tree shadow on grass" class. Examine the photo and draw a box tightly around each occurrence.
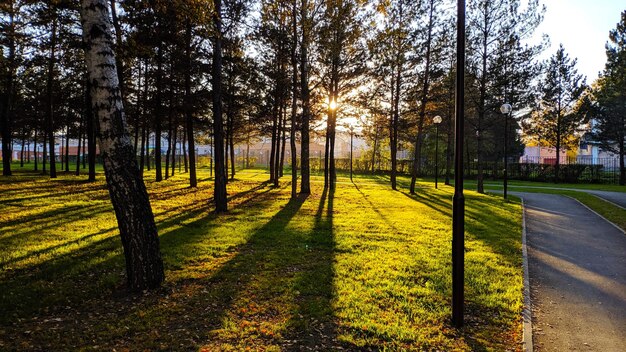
[280,187,339,351]
[0,178,285,348]
[399,188,523,350]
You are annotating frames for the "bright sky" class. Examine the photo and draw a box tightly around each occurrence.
[536,0,625,83]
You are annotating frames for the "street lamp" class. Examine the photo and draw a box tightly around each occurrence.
[452,0,466,328]
[327,96,338,188]
[500,103,512,200]
[348,124,355,181]
[433,116,442,189]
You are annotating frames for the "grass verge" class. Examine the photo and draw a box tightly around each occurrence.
[0,168,523,351]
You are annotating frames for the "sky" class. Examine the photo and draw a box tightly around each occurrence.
[535,0,625,82]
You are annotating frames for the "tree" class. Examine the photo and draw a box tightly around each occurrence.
[524,45,586,181]
[0,0,25,176]
[467,0,545,192]
[588,11,626,185]
[369,0,418,191]
[318,0,366,190]
[409,0,448,193]
[212,0,228,212]
[80,0,164,290]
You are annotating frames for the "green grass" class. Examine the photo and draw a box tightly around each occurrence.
[0,167,523,351]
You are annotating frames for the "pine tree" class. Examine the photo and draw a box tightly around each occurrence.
[525,45,586,182]
[467,0,545,192]
[588,11,626,185]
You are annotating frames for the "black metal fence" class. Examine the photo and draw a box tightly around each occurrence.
[168,152,625,185]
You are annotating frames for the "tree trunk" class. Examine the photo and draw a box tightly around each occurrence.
[270,98,278,184]
[229,127,235,180]
[20,134,24,167]
[299,0,311,194]
[64,124,70,172]
[42,131,47,173]
[274,104,283,184]
[82,130,86,169]
[76,115,83,176]
[290,0,298,199]
[34,131,39,171]
[555,110,561,183]
[390,68,400,191]
[154,36,164,182]
[171,124,177,177]
[184,22,197,187]
[1,4,15,176]
[87,78,97,181]
[324,110,330,188]
[279,106,287,178]
[46,16,58,179]
[410,0,435,193]
[139,121,146,174]
[165,91,172,180]
[619,131,626,186]
[80,0,164,291]
[212,0,228,212]
[182,128,188,173]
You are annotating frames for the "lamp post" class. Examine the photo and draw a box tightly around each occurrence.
[433,115,442,189]
[349,125,354,181]
[500,103,512,200]
[452,0,466,328]
[328,97,337,188]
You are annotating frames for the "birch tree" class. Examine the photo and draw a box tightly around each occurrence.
[80,0,164,290]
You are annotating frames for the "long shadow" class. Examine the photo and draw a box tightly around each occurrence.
[0,178,283,339]
[147,192,311,349]
[281,187,339,350]
[1,226,117,268]
[398,186,524,350]
[353,182,405,234]
[0,204,112,247]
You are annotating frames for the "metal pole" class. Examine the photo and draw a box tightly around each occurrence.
[504,111,509,199]
[435,124,439,189]
[452,0,466,328]
[350,130,353,181]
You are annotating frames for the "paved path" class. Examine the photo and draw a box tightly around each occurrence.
[513,192,626,351]
[484,183,626,209]
[585,190,626,209]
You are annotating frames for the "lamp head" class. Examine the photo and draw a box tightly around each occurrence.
[433,115,442,124]
[500,103,512,114]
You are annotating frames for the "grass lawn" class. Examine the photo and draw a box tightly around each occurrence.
[0,165,523,351]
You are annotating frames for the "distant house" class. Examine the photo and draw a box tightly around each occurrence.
[519,146,569,165]
[577,132,623,169]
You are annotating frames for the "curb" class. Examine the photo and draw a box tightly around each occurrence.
[589,193,626,211]
[566,196,626,235]
[520,198,533,352]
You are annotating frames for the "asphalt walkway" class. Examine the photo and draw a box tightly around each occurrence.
[513,192,626,351]
[586,190,626,209]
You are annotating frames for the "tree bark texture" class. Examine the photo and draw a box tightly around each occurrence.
[184,21,197,187]
[299,0,311,194]
[46,16,58,178]
[1,3,15,176]
[80,0,164,291]
[212,0,228,212]
[290,0,298,198]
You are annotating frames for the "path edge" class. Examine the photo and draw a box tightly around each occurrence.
[589,193,626,211]
[520,198,533,352]
[566,196,626,235]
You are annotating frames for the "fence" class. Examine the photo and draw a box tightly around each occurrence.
[133,151,623,185]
